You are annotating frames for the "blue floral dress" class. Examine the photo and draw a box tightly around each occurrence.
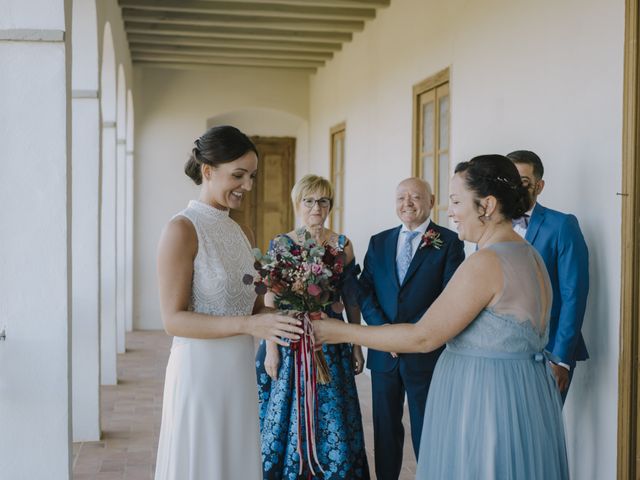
[256,234,370,480]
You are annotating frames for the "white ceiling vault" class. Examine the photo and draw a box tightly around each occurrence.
[119,0,390,73]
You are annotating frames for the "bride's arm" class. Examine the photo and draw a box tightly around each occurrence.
[157,217,301,344]
[315,250,501,353]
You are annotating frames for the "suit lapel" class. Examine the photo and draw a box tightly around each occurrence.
[525,203,546,244]
[386,226,402,288]
[401,223,439,287]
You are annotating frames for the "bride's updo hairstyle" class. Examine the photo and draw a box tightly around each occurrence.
[184,125,258,185]
[454,154,529,221]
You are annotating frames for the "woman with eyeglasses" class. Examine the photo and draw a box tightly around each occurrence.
[255,174,370,479]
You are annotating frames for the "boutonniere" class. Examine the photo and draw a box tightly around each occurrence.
[420,229,443,250]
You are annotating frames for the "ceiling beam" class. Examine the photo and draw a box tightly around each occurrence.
[118,0,376,21]
[238,0,389,7]
[132,52,322,68]
[122,9,365,33]
[134,60,316,74]
[124,21,352,42]
[130,43,333,60]
[126,33,342,53]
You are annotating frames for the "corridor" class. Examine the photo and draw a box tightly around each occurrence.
[71,332,417,480]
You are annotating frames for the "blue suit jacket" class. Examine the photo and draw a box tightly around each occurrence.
[359,222,465,372]
[526,203,589,366]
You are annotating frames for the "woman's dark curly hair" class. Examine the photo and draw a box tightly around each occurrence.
[454,154,529,221]
[184,125,258,185]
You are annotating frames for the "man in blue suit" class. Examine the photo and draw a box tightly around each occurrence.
[507,150,589,403]
[359,177,465,480]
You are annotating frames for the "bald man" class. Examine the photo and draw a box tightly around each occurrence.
[359,178,465,480]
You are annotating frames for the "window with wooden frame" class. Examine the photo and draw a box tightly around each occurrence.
[412,68,450,223]
[329,122,346,232]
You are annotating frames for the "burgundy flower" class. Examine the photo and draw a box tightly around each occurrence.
[420,229,444,250]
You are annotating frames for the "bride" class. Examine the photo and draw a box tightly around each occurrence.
[154,125,303,480]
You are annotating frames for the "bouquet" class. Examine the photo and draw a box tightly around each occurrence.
[243,230,345,383]
[243,230,346,477]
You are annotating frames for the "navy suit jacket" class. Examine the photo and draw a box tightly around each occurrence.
[359,222,465,372]
[526,203,589,366]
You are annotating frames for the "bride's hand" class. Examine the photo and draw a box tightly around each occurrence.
[313,317,343,345]
[252,313,303,346]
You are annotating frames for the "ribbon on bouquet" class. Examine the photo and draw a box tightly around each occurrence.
[290,312,325,478]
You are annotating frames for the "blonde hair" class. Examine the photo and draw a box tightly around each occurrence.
[291,174,334,211]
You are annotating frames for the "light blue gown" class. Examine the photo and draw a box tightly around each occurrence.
[416,242,569,479]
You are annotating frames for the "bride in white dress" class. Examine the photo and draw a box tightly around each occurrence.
[154,126,303,480]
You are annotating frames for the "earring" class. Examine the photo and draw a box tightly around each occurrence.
[484,214,491,220]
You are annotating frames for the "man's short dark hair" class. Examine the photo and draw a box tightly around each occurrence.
[506,150,544,180]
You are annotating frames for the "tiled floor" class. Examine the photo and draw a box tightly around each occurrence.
[72,331,416,480]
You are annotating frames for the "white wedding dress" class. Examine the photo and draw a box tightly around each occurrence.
[154,200,261,480]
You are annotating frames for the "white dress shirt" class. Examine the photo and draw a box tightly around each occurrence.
[396,219,431,265]
[513,205,535,239]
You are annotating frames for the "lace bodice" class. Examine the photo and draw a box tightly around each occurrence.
[176,200,257,317]
[448,242,552,353]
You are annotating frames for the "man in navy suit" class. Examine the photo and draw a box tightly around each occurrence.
[359,178,465,480]
[507,150,589,403]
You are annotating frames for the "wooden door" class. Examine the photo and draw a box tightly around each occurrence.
[230,136,295,253]
[329,123,346,232]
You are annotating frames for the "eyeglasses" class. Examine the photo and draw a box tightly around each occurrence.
[302,197,331,209]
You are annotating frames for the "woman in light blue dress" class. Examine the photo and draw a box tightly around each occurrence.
[315,155,569,479]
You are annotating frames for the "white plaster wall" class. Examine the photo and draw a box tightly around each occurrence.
[308,0,623,478]
[96,1,133,98]
[133,66,309,330]
[0,1,72,477]
[0,0,66,30]
[206,107,310,183]
[71,0,98,92]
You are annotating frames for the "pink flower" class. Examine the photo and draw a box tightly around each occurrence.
[311,263,323,275]
[307,284,322,297]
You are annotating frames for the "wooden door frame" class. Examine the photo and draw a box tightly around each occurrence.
[412,67,450,223]
[618,1,640,478]
[329,122,346,231]
[252,136,296,251]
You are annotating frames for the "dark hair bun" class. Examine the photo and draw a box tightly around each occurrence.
[184,125,258,185]
[454,154,530,220]
[184,148,203,185]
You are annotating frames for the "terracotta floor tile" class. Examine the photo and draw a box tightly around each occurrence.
[73,331,417,480]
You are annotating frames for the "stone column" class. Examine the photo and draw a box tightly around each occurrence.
[116,136,126,353]
[71,88,101,441]
[101,120,118,385]
[126,148,135,332]
[0,0,73,477]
